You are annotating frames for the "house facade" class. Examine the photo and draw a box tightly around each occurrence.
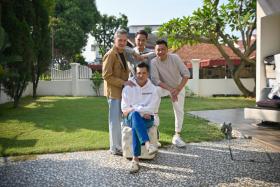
[244,0,280,123]
[128,25,161,34]
[81,34,102,64]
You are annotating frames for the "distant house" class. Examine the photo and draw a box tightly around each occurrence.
[175,43,255,79]
[82,34,102,64]
[128,25,161,34]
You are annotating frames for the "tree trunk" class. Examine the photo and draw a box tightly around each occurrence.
[232,61,255,97]
[32,74,39,98]
[13,97,19,108]
[215,43,255,97]
[32,81,37,98]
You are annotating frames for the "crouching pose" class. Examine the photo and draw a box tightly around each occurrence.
[121,62,159,173]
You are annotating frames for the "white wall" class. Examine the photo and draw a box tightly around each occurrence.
[37,80,72,96]
[0,83,32,104]
[191,79,255,97]
[36,80,103,96]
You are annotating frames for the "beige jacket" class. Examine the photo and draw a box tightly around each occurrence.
[102,46,130,99]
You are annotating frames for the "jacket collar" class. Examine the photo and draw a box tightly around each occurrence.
[112,45,127,69]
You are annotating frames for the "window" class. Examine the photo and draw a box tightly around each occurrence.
[91,44,97,51]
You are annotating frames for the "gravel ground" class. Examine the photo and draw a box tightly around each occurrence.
[0,138,279,187]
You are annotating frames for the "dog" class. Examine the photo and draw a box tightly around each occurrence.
[221,122,232,139]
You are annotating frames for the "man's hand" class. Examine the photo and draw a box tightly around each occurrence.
[122,108,134,117]
[134,54,145,61]
[169,88,179,102]
[124,80,136,87]
[143,114,152,120]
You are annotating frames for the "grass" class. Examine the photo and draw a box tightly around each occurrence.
[0,96,255,157]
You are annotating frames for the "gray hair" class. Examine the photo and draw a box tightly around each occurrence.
[114,29,128,39]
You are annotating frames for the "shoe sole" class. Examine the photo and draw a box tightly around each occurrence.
[148,149,158,155]
[110,151,123,156]
[172,143,186,148]
[129,169,139,174]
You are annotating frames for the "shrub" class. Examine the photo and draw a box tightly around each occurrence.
[90,71,103,96]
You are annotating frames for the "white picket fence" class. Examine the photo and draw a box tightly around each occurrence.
[78,65,92,79]
[51,68,72,80]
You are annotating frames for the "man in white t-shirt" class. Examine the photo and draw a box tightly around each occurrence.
[151,39,191,147]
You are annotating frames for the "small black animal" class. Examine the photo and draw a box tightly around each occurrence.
[221,122,232,139]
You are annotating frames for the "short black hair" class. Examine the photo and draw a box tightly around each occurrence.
[136,62,149,73]
[136,30,148,39]
[156,39,168,47]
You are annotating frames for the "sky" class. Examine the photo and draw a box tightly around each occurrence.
[95,0,205,26]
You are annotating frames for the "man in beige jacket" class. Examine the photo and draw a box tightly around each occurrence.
[102,29,135,155]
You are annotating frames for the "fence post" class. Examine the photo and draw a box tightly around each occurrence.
[70,63,79,96]
[191,59,200,95]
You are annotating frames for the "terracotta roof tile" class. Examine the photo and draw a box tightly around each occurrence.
[175,43,239,64]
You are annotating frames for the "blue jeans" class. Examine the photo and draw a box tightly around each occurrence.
[107,98,122,152]
[125,111,154,157]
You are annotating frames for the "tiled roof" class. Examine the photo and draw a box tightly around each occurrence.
[174,43,240,64]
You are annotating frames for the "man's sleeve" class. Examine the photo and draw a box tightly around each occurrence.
[125,46,135,55]
[147,52,156,61]
[150,61,161,86]
[173,54,190,78]
[102,53,125,87]
[121,86,131,112]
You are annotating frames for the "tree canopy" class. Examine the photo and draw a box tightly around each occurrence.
[50,0,100,64]
[1,0,35,107]
[91,14,128,57]
[159,0,256,96]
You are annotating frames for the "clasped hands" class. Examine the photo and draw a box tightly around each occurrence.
[169,87,180,102]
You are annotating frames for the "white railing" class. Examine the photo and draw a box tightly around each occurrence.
[51,68,72,80]
[79,65,92,79]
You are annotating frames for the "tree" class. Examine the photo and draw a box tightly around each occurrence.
[91,14,128,57]
[1,0,34,107]
[144,26,152,34]
[31,0,51,98]
[159,0,256,97]
[51,0,99,64]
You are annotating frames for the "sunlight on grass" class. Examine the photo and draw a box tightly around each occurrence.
[0,96,254,156]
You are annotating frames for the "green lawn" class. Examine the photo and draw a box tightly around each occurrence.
[0,96,255,157]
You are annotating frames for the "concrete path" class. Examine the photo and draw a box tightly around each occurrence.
[0,139,279,186]
[188,108,280,151]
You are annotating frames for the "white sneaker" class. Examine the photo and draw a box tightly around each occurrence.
[147,144,158,155]
[157,141,161,148]
[154,114,160,126]
[129,160,140,174]
[172,135,186,147]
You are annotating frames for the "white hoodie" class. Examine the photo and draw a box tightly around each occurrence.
[121,78,159,115]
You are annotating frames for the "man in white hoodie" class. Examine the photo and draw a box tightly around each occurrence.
[121,62,159,173]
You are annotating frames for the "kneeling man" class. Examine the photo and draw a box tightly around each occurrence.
[121,62,159,173]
